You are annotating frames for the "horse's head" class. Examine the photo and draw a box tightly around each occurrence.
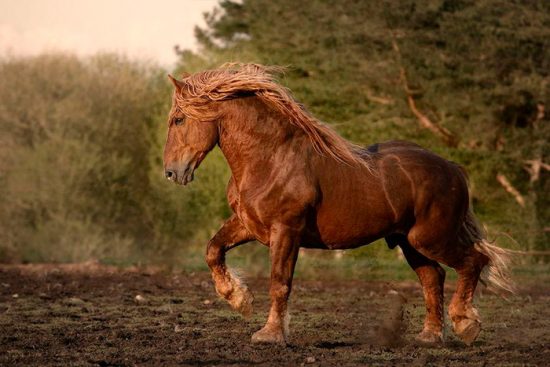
[163,75,219,185]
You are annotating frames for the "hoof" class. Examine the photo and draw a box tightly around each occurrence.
[227,286,254,318]
[251,326,286,345]
[454,318,481,346]
[415,329,444,346]
[223,269,254,317]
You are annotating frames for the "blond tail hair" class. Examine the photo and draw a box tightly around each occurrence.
[459,210,516,294]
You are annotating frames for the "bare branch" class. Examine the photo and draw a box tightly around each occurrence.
[365,90,394,105]
[496,173,526,207]
[390,33,458,147]
[524,158,550,183]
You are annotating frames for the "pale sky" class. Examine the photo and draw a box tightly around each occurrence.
[0,0,219,67]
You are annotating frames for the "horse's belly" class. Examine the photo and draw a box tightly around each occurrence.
[301,234,381,250]
[303,206,396,250]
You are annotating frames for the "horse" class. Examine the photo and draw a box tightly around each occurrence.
[163,63,513,346]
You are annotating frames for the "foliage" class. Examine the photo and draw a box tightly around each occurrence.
[0,54,230,264]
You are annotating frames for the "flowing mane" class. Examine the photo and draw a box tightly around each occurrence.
[175,63,373,168]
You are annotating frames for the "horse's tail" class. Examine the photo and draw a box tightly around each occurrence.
[459,210,516,294]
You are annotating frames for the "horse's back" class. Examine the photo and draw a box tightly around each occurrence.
[374,140,467,191]
[365,140,423,154]
[372,140,469,208]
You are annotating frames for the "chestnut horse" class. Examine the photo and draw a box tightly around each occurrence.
[163,64,513,346]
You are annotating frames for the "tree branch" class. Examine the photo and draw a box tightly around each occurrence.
[390,33,459,147]
[496,173,526,207]
[524,158,550,183]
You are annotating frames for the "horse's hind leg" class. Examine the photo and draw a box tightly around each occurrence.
[386,235,445,345]
[448,246,488,345]
[206,214,255,316]
[406,224,489,345]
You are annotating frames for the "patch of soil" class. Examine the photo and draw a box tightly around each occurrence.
[1,263,549,366]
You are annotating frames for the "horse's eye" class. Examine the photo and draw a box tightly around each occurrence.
[174,117,185,126]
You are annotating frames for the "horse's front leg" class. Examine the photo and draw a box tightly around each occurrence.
[206,215,255,316]
[252,224,300,345]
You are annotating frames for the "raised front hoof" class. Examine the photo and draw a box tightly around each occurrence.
[229,290,254,318]
[414,330,444,347]
[454,319,481,346]
[251,326,287,346]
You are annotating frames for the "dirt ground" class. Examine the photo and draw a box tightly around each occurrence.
[1,263,548,366]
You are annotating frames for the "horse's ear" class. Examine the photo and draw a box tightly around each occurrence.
[168,74,186,92]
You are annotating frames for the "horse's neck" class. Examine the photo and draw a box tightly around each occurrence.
[218,98,307,186]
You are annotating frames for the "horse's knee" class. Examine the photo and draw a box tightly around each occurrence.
[205,252,217,270]
[205,242,223,269]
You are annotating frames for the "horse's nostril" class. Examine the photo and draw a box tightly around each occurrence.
[165,170,175,179]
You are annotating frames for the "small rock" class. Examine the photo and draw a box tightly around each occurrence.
[135,294,146,303]
[12,294,19,298]
[203,299,212,305]
[305,356,316,364]
[67,297,86,306]
[155,304,173,314]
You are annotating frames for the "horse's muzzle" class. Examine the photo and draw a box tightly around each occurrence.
[164,153,206,186]
[165,164,195,186]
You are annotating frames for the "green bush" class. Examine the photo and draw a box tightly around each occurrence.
[0,53,233,265]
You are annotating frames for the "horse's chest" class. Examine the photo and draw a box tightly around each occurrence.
[231,172,318,244]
